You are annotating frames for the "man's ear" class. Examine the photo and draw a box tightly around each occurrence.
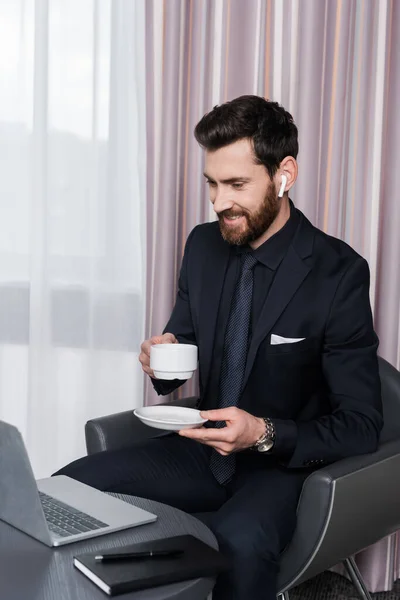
[278,156,298,194]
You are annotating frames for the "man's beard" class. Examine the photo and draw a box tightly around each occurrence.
[218,182,280,246]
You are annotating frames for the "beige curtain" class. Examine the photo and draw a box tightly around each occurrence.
[144,0,400,590]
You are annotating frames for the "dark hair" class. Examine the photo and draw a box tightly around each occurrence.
[194,95,298,179]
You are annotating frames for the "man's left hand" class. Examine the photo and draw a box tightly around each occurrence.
[178,407,265,455]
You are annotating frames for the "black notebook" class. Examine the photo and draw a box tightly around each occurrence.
[73,534,230,596]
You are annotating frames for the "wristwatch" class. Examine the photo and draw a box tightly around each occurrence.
[252,418,276,453]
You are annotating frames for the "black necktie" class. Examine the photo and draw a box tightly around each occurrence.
[210,252,258,485]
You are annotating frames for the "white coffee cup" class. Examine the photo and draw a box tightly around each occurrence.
[150,343,198,380]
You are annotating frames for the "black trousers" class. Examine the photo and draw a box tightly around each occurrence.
[54,434,308,600]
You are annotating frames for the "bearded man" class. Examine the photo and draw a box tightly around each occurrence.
[56,96,383,600]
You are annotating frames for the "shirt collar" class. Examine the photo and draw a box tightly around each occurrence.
[236,200,299,270]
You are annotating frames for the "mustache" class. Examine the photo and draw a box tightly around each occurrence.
[218,209,248,219]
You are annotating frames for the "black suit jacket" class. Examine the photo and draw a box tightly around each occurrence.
[153,208,383,469]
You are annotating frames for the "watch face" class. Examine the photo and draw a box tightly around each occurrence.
[257,440,274,452]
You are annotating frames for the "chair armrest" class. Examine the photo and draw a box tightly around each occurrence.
[85,396,199,455]
[278,439,400,592]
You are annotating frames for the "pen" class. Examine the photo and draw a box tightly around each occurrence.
[94,549,184,562]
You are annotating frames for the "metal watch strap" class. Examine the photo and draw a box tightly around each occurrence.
[253,417,276,451]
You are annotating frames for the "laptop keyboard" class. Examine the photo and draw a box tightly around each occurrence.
[39,491,109,538]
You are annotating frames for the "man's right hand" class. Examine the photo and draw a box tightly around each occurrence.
[139,333,178,378]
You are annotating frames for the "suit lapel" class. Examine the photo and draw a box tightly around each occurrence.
[242,217,314,391]
[198,238,230,393]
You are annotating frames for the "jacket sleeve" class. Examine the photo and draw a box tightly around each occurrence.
[152,227,198,396]
[271,256,384,468]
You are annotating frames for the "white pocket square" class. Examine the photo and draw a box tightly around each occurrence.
[271,334,306,346]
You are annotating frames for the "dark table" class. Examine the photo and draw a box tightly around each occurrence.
[0,494,217,600]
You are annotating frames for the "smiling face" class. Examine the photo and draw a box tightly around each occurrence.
[204,139,284,248]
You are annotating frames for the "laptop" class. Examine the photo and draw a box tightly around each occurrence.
[0,420,157,547]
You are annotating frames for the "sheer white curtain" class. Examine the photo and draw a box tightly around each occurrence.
[0,0,146,478]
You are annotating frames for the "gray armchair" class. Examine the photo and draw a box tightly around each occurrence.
[85,357,400,600]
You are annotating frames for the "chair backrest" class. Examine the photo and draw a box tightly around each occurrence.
[378,356,400,442]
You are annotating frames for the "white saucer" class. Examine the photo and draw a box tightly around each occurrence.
[133,406,208,431]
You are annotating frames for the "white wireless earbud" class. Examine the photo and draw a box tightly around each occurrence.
[278,175,287,198]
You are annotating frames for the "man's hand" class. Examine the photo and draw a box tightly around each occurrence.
[179,407,266,455]
[139,333,178,378]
